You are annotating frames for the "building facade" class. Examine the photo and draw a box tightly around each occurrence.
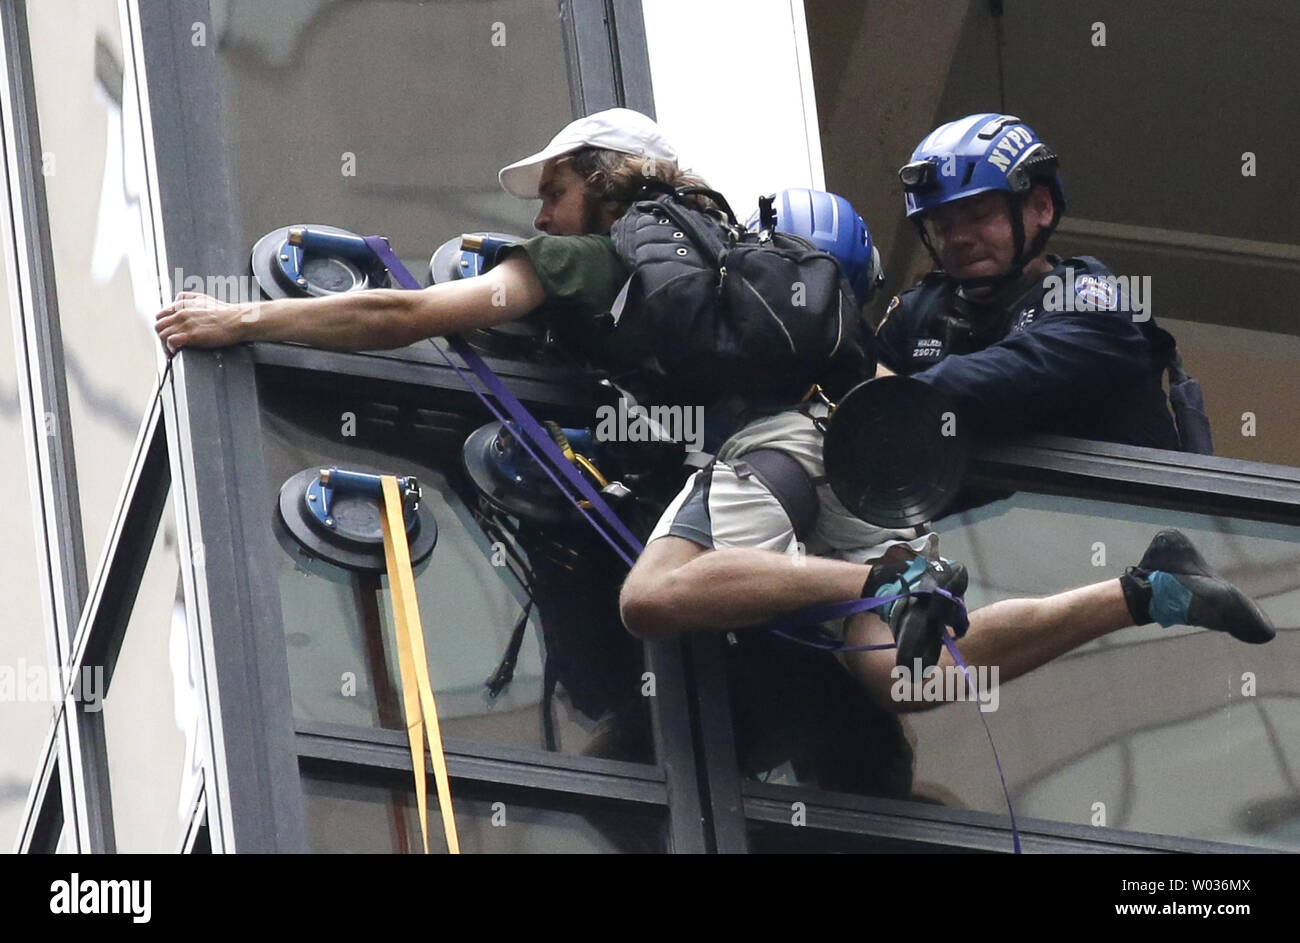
[3,0,1299,853]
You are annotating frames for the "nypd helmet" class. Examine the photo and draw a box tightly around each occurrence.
[899,114,1065,221]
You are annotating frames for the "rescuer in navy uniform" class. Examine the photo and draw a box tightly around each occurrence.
[878,113,1182,450]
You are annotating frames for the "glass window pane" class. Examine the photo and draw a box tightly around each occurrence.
[101,499,203,852]
[212,0,573,287]
[805,1,1300,465]
[261,377,654,763]
[729,490,1300,851]
[25,0,163,574]
[302,765,668,853]
[0,218,53,852]
[913,494,1300,850]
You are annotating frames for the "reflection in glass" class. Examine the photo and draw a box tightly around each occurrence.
[907,493,1300,850]
[261,379,653,763]
[211,0,573,282]
[101,500,203,852]
[0,225,51,852]
[302,766,667,853]
[26,0,164,578]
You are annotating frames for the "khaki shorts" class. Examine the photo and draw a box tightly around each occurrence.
[647,407,939,565]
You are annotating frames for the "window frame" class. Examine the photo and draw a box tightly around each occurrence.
[141,0,710,853]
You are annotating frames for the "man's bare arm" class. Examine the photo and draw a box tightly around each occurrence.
[155,255,546,353]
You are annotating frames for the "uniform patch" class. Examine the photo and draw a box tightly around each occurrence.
[1013,307,1038,331]
[911,337,943,360]
[1073,274,1116,310]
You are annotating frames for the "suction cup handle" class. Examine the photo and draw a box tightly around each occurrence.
[290,227,380,264]
[320,467,418,498]
[459,234,517,272]
[277,227,380,288]
[316,469,420,524]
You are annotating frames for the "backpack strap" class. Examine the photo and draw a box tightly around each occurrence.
[634,180,739,226]
[730,448,821,546]
[671,186,739,226]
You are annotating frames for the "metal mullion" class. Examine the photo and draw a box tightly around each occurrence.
[176,783,206,854]
[608,0,655,115]
[0,0,90,640]
[140,0,306,853]
[250,340,594,391]
[740,789,1276,854]
[297,719,668,783]
[65,400,168,688]
[297,735,669,808]
[159,347,306,854]
[0,0,113,854]
[24,751,63,853]
[0,9,68,857]
[55,403,169,855]
[12,706,59,853]
[684,637,748,853]
[123,0,234,857]
[560,0,621,115]
[644,639,707,853]
[972,435,1300,513]
[250,345,594,416]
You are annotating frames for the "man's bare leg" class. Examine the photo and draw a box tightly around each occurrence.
[840,580,1132,712]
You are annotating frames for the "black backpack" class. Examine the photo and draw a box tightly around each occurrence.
[607,185,875,408]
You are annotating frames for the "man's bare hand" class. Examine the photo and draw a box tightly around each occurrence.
[154,292,256,353]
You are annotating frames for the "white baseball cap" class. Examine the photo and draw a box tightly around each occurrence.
[498,108,678,199]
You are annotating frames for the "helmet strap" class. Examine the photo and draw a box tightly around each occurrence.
[952,191,1060,295]
[913,219,944,271]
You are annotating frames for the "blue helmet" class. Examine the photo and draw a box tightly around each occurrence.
[749,187,884,306]
[899,114,1065,287]
[900,113,1064,218]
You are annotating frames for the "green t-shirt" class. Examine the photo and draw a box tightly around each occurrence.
[508,233,630,316]
[505,233,649,369]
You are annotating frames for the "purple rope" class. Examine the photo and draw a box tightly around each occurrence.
[940,629,1021,853]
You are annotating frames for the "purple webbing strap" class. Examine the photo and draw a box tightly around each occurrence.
[940,629,1021,853]
[363,236,644,568]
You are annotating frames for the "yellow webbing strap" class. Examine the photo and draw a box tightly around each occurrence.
[378,475,460,854]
